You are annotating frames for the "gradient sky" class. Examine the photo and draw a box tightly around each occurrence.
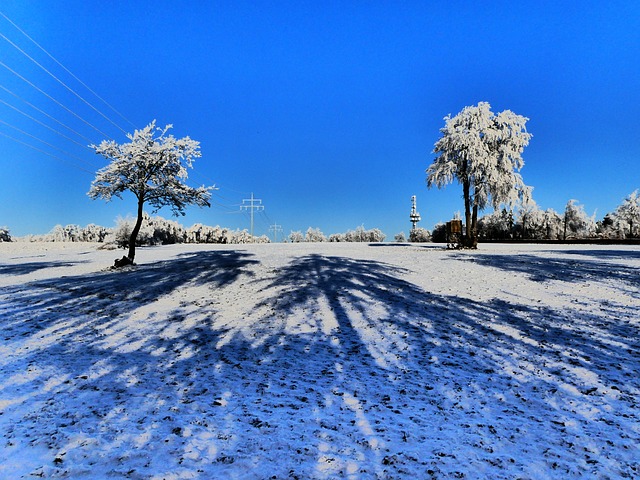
[1,1,639,239]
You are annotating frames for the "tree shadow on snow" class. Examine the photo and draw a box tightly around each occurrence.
[564,248,640,261]
[1,251,638,478]
[237,254,639,475]
[0,260,88,276]
[1,250,259,327]
[455,252,640,293]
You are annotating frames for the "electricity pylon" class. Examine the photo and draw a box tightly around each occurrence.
[269,223,283,242]
[240,193,264,237]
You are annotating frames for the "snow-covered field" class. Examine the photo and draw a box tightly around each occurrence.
[0,241,638,479]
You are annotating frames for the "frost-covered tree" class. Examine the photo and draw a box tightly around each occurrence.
[515,200,543,240]
[88,121,213,266]
[614,190,640,238]
[305,227,327,242]
[289,230,304,243]
[366,228,386,243]
[409,227,431,242]
[563,200,596,239]
[478,209,514,240]
[49,224,83,242]
[80,224,110,243]
[542,209,564,240]
[394,232,406,243]
[596,213,619,239]
[0,227,11,242]
[514,204,551,240]
[427,102,532,248]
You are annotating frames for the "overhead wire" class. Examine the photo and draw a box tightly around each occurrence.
[0,10,124,175]
[0,97,94,150]
[0,117,98,169]
[0,130,94,174]
[0,9,136,130]
[0,30,128,135]
[0,60,112,139]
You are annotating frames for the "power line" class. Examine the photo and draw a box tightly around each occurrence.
[0,96,92,149]
[0,118,97,168]
[0,60,111,139]
[0,11,283,232]
[0,9,136,130]
[0,129,94,174]
[0,85,95,146]
[0,31,128,135]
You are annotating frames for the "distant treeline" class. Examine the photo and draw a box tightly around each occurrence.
[434,197,639,243]
[3,192,637,245]
[2,216,392,245]
[288,226,387,243]
[5,214,270,246]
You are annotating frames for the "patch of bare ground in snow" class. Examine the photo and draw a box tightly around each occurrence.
[0,242,638,479]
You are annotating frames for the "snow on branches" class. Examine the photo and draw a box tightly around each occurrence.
[427,102,532,248]
[88,121,212,216]
[88,121,214,264]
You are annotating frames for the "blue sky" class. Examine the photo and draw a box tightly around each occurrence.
[1,1,639,238]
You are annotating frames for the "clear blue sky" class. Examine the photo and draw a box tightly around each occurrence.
[1,1,639,238]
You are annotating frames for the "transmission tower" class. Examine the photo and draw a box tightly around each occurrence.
[410,195,421,231]
[240,192,264,237]
[269,223,283,242]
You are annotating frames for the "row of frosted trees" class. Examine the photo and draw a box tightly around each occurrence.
[288,226,386,243]
[11,217,390,245]
[15,214,270,246]
[427,193,639,243]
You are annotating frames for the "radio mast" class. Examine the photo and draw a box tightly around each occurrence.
[410,195,421,231]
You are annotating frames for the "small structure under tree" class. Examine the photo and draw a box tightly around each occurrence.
[446,219,463,249]
[88,121,213,267]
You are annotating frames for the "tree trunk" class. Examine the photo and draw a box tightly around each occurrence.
[127,198,145,262]
[463,178,472,247]
[470,201,479,249]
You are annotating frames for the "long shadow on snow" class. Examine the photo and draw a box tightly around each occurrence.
[0,250,259,330]
[2,252,639,477]
[455,252,640,293]
[564,248,640,261]
[251,254,638,384]
[242,254,639,476]
[0,260,88,276]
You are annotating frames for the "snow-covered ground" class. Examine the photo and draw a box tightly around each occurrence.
[0,241,638,479]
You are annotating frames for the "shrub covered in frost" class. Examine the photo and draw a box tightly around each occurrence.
[478,209,514,240]
[305,227,327,242]
[0,227,11,242]
[145,214,186,245]
[612,190,640,238]
[409,227,431,242]
[328,226,386,243]
[289,231,304,243]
